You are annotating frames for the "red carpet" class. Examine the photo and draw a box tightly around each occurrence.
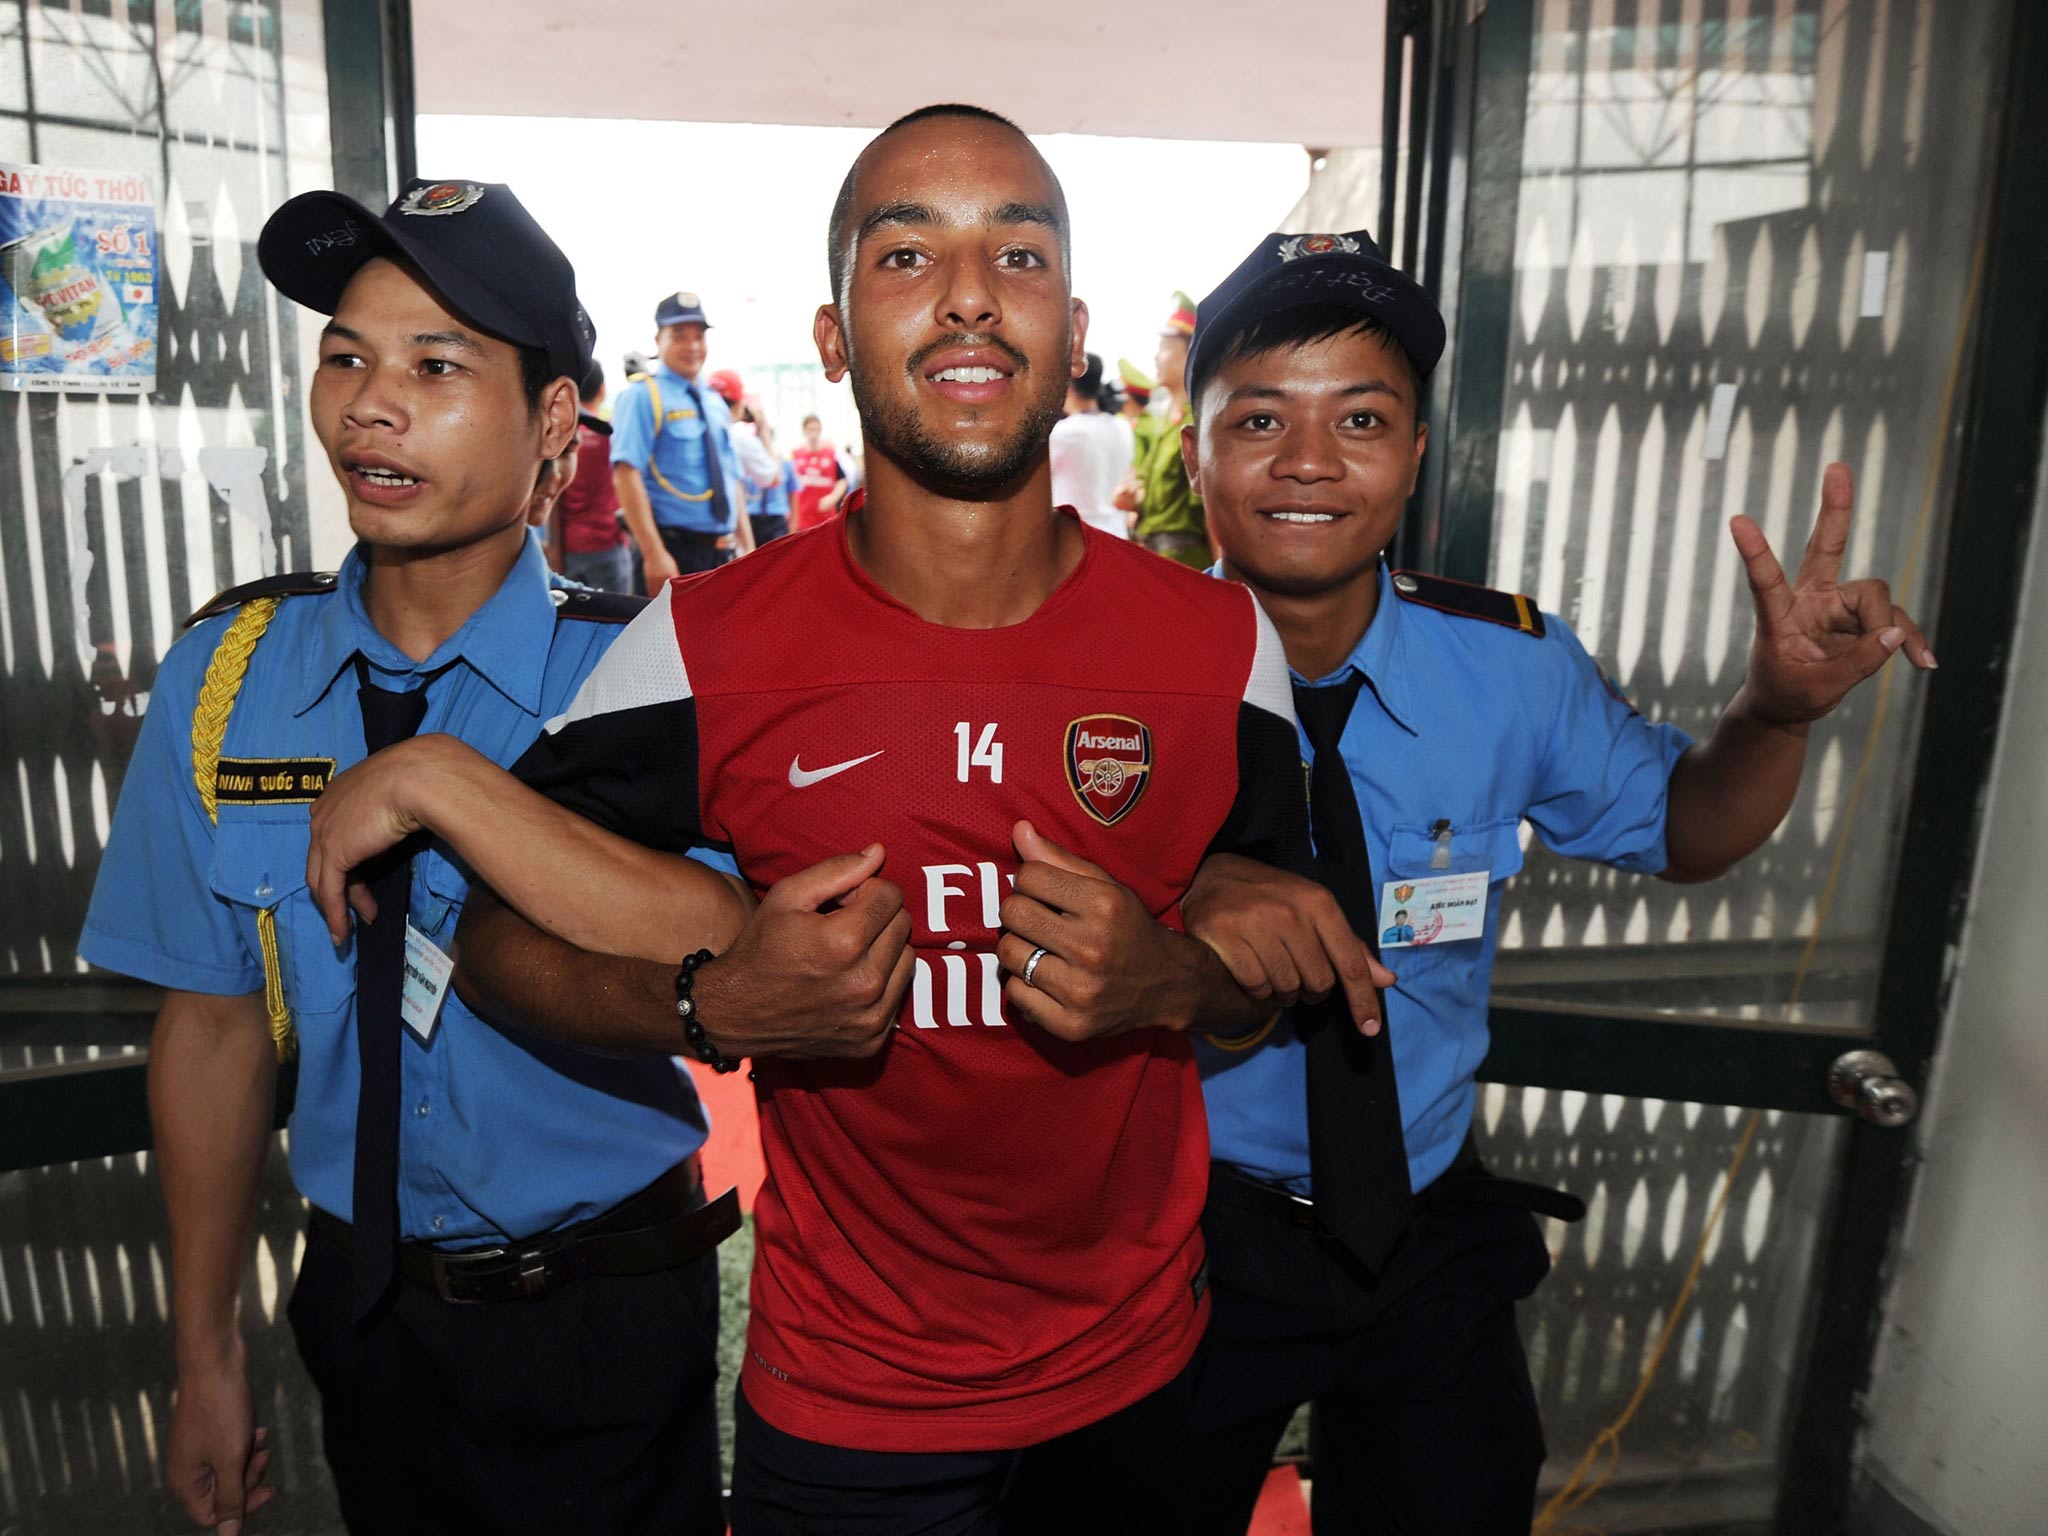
[685,1059,765,1212]
[1249,1466,1310,1533]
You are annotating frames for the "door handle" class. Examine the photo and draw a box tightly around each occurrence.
[1827,1049,1920,1128]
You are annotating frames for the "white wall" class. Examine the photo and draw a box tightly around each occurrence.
[1858,430,2048,1533]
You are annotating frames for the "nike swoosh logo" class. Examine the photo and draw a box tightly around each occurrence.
[788,750,885,788]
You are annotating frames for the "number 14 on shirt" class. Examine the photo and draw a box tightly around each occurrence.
[955,722,1004,783]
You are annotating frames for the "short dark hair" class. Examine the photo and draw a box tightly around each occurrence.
[1191,303,1424,413]
[1073,352,1104,401]
[518,345,553,416]
[827,104,1070,308]
[578,359,604,403]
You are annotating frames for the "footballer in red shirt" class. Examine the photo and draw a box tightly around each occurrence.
[789,414,847,531]
[303,104,1389,1534]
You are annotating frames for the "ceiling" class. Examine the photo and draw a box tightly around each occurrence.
[410,1,1387,147]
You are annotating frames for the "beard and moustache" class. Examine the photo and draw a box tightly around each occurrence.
[848,330,1068,498]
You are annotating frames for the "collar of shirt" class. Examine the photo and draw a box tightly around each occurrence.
[655,361,714,406]
[295,532,558,718]
[1209,559,1420,737]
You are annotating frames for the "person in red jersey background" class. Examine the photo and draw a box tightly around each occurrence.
[298,104,1394,1535]
[789,411,849,531]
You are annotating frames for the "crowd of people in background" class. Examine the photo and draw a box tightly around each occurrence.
[523,283,1213,593]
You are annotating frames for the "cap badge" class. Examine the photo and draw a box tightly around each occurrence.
[677,292,701,309]
[399,181,485,218]
[1065,714,1153,827]
[1278,233,1361,262]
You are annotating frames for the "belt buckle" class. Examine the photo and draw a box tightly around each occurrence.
[430,1240,569,1304]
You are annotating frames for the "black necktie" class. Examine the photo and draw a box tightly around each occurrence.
[685,381,734,535]
[1293,674,1413,1274]
[350,662,437,1317]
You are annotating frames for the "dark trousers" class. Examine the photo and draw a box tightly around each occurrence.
[287,1221,723,1535]
[749,513,789,545]
[658,524,733,575]
[1191,1188,1551,1536]
[729,1357,1196,1535]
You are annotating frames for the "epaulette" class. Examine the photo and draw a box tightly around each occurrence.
[1389,569,1545,638]
[183,571,337,629]
[550,586,649,624]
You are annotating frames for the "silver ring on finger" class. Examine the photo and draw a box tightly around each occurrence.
[1021,946,1049,988]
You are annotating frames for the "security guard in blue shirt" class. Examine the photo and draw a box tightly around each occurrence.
[610,291,755,585]
[79,179,738,1536]
[1174,229,1934,1533]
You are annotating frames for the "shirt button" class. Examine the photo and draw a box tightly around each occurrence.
[431,1215,446,1232]
[415,1099,430,1118]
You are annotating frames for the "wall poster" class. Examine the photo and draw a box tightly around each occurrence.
[0,162,158,393]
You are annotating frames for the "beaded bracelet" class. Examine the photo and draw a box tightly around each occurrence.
[674,948,740,1074]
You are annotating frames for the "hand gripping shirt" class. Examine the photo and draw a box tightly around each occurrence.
[514,510,1308,1450]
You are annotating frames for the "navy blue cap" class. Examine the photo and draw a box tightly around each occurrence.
[654,291,711,329]
[1185,230,1445,402]
[256,178,596,382]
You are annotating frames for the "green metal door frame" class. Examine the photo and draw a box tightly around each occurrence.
[324,0,417,208]
[1376,2,2048,1529]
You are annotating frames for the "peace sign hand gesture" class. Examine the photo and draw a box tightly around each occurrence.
[1731,462,1937,729]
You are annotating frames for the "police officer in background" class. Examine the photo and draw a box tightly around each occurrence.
[612,291,756,587]
[1174,229,1934,1533]
[78,180,740,1535]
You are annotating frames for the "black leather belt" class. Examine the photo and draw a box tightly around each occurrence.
[310,1155,742,1305]
[1210,1136,1586,1233]
[659,525,729,547]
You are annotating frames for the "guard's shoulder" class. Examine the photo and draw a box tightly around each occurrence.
[549,585,649,624]
[1388,569,1546,638]
[182,571,338,629]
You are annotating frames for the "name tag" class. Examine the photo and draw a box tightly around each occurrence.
[213,756,333,805]
[1378,871,1490,947]
[401,923,455,1044]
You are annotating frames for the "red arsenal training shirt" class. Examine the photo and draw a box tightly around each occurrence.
[516,509,1307,1450]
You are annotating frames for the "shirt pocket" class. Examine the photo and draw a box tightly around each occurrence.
[662,409,707,448]
[410,849,470,946]
[209,818,353,1016]
[1382,816,1525,885]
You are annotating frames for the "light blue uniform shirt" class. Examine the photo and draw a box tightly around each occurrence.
[608,363,743,534]
[747,458,797,522]
[1196,562,1693,1194]
[81,534,712,1246]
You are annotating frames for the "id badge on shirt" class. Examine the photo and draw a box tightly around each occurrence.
[1377,872,1489,947]
[401,923,455,1044]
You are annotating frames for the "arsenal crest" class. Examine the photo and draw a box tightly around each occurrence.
[1065,714,1153,826]
[1277,232,1362,262]
[399,181,485,217]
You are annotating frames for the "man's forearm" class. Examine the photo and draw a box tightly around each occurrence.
[404,737,750,959]
[614,466,663,558]
[1163,927,1273,1035]
[1662,683,1809,883]
[149,990,276,1366]
[453,886,692,1056]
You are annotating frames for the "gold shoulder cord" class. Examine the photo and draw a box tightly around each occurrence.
[190,597,297,1061]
